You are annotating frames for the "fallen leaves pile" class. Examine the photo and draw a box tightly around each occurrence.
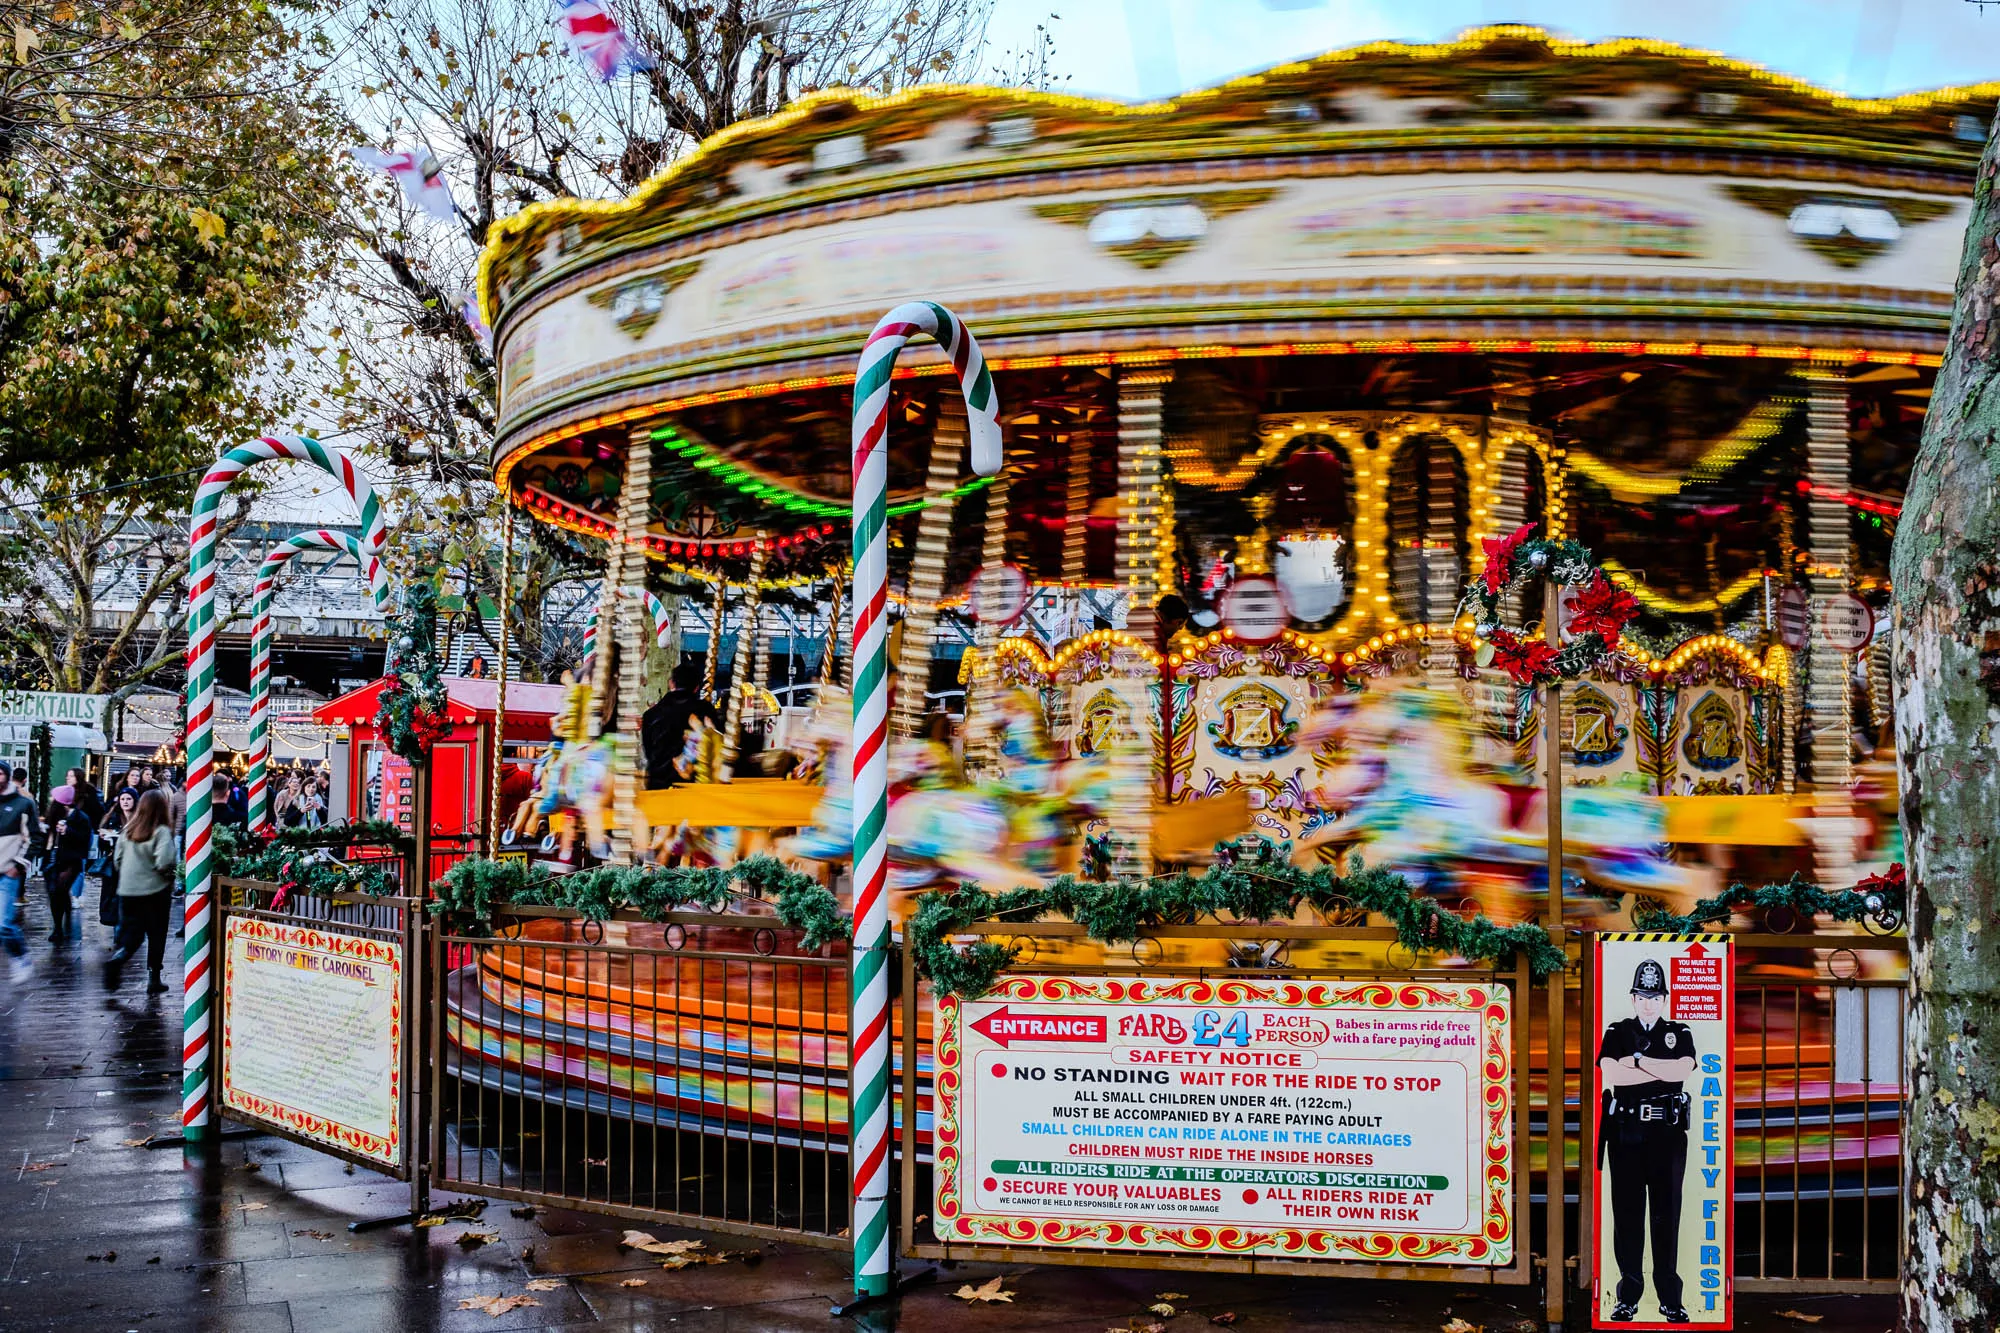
[953,1275,1015,1304]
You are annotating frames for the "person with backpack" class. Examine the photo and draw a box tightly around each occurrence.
[105,789,174,994]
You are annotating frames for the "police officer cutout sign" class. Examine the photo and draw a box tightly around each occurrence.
[1591,935,1734,1328]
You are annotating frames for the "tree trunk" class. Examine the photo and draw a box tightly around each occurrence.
[1891,111,2000,1331]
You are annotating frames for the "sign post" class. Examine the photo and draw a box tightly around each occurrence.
[936,974,1515,1266]
[1589,934,1734,1329]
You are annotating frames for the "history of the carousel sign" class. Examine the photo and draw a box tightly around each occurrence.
[938,978,1513,1262]
[219,918,403,1169]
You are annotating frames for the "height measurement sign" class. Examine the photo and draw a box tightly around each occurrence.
[1590,934,1734,1329]
[935,975,1514,1265]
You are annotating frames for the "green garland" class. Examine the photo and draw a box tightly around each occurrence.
[1632,865,1906,934]
[213,823,405,899]
[376,578,451,761]
[429,854,852,953]
[907,841,1570,999]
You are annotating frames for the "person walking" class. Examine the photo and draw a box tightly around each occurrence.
[0,770,40,960]
[98,788,136,933]
[164,768,187,935]
[104,790,174,994]
[43,786,91,943]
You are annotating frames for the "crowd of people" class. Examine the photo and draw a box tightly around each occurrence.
[0,762,188,993]
[204,764,331,833]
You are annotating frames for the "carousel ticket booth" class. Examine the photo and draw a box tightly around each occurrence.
[315,676,569,846]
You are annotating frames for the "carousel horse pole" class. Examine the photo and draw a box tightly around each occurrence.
[846,304,1001,1305]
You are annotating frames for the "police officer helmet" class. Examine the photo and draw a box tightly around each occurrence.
[1630,959,1668,997]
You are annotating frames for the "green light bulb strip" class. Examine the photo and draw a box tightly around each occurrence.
[651,425,997,521]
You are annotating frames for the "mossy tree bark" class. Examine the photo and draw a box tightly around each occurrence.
[1890,109,2000,1332]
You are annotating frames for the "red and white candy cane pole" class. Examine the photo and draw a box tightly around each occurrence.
[642,590,673,650]
[577,594,671,677]
[246,530,392,832]
[183,436,387,1143]
[848,303,1001,1299]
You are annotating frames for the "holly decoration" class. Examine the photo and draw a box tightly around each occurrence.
[375,578,451,761]
[1459,524,1638,686]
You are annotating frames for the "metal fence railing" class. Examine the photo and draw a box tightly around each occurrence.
[203,866,1911,1310]
[429,906,854,1247]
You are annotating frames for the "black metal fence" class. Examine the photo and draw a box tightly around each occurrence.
[206,875,1909,1311]
[429,906,854,1247]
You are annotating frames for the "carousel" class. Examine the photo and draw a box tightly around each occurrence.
[452,27,1983,1184]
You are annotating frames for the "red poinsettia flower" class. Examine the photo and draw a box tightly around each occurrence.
[1565,572,1640,642]
[1479,522,1539,597]
[1489,628,1559,685]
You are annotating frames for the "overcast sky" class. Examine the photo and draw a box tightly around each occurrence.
[983,0,2000,101]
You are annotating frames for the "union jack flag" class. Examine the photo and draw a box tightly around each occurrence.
[555,0,654,81]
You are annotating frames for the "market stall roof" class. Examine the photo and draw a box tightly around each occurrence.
[313,676,569,727]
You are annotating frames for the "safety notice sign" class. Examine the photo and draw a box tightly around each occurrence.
[934,975,1514,1264]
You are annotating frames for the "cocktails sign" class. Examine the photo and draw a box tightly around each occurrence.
[936,975,1514,1264]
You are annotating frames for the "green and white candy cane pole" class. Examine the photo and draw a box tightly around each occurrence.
[246,530,392,832]
[848,303,1001,1299]
[182,436,388,1144]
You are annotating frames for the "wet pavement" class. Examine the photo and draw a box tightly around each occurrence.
[0,883,1898,1331]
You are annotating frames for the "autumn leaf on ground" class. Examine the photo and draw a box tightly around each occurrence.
[455,1230,500,1249]
[119,1138,149,1148]
[237,1202,268,1212]
[1776,1314,1825,1325]
[21,1161,62,1172]
[524,1279,563,1292]
[953,1275,1015,1303]
[1442,1319,1482,1333]
[415,1216,447,1228]
[1149,1303,1177,1317]
[458,1294,540,1317]
[1211,1316,1238,1326]
[619,1278,647,1287]
[1155,1293,1189,1301]
[620,1231,704,1257]
[292,1230,333,1242]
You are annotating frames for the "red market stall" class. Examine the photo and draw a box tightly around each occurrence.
[314,676,569,848]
